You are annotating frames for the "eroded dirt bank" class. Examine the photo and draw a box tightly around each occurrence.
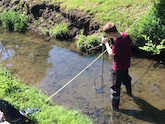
[0,0,100,39]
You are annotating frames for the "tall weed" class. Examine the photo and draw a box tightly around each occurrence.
[0,10,27,32]
[139,35,165,55]
[76,32,101,53]
[50,22,68,38]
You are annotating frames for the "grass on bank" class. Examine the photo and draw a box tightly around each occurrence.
[18,0,153,31]
[49,0,153,31]
[0,10,27,32]
[76,32,102,53]
[50,22,68,38]
[41,22,68,38]
[0,67,93,124]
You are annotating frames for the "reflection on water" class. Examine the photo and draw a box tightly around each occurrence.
[0,30,165,124]
[0,31,52,84]
[0,42,13,60]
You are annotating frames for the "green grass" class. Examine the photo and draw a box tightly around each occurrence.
[50,22,68,38]
[76,32,102,53]
[8,0,154,34]
[0,66,93,124]
[48,0,153,31]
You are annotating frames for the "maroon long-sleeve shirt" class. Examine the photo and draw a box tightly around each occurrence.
[112,32,131,72]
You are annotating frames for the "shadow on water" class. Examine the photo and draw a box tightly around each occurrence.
[120,96,165,124]
[132,48,165,68]
[101,95,165,124]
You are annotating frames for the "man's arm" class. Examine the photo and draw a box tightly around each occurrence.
[102,37,113,56]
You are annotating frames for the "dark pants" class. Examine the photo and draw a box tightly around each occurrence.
[111,69,132,110]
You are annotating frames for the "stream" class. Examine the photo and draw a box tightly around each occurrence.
[0,30,165,124]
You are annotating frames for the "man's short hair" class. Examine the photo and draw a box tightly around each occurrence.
[103,22,117,33]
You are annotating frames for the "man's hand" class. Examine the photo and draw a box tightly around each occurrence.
[102,36,108,44]
[102,36,113,56]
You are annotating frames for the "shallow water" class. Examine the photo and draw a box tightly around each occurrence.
[0,30,165,124]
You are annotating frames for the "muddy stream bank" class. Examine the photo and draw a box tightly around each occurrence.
[0,30,165,124]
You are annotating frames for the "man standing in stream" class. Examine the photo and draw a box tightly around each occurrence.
[102,22,132,111]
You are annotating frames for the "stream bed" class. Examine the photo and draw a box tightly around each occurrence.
[0,30,165,124]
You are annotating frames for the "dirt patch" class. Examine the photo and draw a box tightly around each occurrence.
[0,0,100,39]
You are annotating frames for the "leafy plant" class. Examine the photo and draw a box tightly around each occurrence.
[139,35,165,55]
[128,0,165,54]
[40,27,49,36]
[50,22,68,38]
[76,32,87,50]
[0,10,27,32]
[76,32,101,53]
